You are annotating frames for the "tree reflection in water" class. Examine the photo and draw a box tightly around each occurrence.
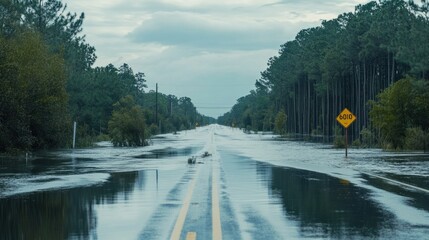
[269,166,397,238]
[0,171,142,239]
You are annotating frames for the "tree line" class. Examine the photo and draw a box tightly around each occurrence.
[0,0,214,152]
[218,0,429,150]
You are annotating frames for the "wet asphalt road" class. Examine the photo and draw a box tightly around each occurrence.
[1,125,429,239]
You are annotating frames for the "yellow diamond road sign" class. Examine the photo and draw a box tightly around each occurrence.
[336,108,356,128]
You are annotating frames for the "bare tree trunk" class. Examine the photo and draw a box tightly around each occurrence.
[307,76,311,135]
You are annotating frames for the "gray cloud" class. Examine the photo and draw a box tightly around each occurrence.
[63,0,369,117]
[127,12,290,51]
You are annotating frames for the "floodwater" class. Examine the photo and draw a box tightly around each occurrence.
[0,125,428,239]
[219,151,428,239]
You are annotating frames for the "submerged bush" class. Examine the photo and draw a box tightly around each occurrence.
[360,127,376,148]
[404,127,428,150]
[333,126,345,148]
[108,96,147,147]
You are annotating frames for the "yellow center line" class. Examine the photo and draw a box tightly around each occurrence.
[170,171,199,240]
[186,232,197,240]
[212,160,222,240]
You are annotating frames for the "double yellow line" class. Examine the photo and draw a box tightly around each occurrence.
[170,162,222,240]
[212,162,222,240]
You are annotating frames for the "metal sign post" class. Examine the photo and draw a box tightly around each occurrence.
[345,128,348,158]
[73,121,77,149]
[336,108,356,158]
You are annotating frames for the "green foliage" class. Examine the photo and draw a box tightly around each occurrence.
[370,76,429,150]
[404,127,428,150]
[75,123,97,148]
[333,126,345,148]
[148,124,159,136]
[359,127,376,148]
[218,90,272,132]
[108,96,147,147]
[0,1,214,151]
[370,78,412,149]
[0,0,92,151]
[0,31,70,151]
[220,0,429,149]
[352,139,362,148]
[69,63,146,133]
[274,110,287,135]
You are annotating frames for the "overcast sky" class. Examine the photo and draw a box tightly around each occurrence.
[63,0,368,118]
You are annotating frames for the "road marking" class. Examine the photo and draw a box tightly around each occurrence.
[362,171,429,194]
[212,161,222,240]
[170,172,198,240]
[186,232,197,240]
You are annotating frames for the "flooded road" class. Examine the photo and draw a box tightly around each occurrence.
[1,125,429,239]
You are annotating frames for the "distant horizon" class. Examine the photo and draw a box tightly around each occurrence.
[63,0,369,118]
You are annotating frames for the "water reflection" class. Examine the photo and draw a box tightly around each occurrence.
[134,146,199,159]
[269,167,396,238]
[0,171,141,240]
[0,156,86,175]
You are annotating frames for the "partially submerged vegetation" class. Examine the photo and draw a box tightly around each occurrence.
[218,0,429,151]
[2,0,428,152]
[369,77,429,150]
[0,0,214,153]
